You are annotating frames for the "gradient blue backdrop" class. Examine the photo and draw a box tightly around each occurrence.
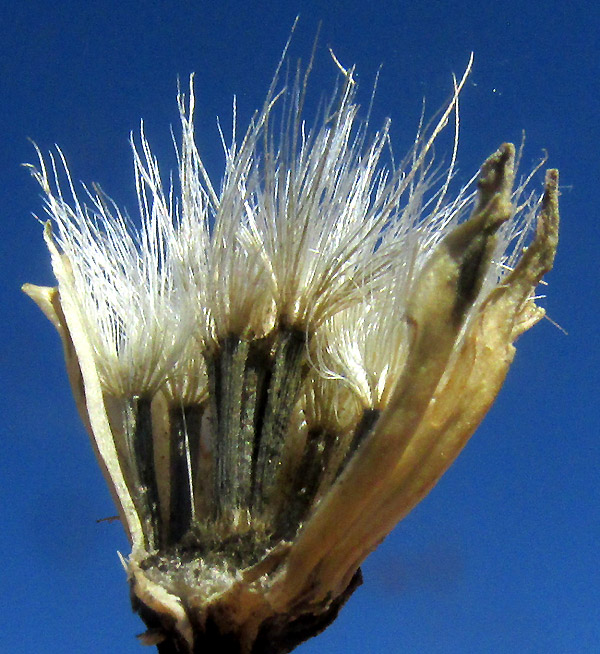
[2,2,597,652]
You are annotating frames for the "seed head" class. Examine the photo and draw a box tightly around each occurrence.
[23,50,559,653]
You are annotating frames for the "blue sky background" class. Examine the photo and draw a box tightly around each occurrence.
[1,2,598,652]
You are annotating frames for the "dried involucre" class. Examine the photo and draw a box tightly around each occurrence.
[24,54,559,654]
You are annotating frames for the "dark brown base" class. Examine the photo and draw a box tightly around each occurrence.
[132,568,363,654]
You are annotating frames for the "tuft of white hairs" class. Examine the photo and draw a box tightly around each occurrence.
[28,52,542,403]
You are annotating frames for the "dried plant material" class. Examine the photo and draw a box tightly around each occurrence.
[24,49,559,653]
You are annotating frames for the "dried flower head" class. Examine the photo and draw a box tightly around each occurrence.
[23,47,559,654]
